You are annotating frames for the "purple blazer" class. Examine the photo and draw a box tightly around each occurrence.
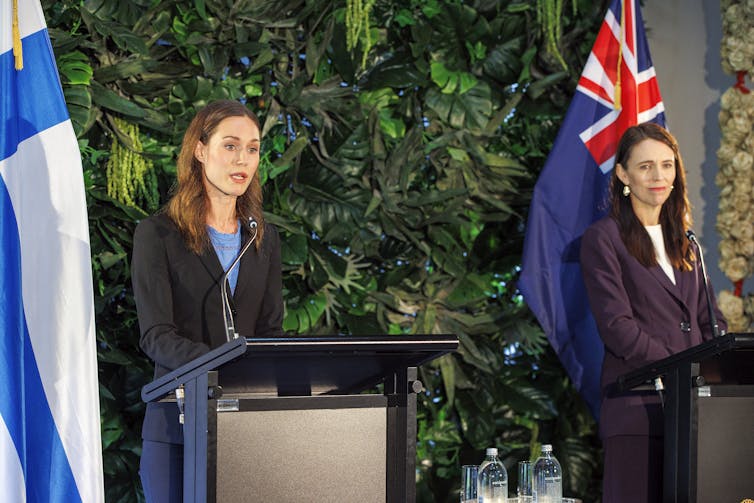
[580,217,726,438]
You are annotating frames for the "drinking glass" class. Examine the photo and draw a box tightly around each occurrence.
[517,460,532,497]
[460,464,478,503]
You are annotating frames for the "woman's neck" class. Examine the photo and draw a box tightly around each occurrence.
[206,197,238,233]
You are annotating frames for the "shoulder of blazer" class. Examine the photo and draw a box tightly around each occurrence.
[582,215,623,253]
[585,215,619,238]
[136,212,179,237]
[252,221,280,258]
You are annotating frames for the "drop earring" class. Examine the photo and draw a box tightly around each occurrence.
[622,185,631,197]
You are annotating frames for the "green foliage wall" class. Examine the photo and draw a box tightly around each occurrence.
[44,0,607,501]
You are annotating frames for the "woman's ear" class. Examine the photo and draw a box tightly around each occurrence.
[615,163,629,185]
[194,141,206,163]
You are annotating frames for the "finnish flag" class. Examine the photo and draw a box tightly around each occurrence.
[0,1,104,501]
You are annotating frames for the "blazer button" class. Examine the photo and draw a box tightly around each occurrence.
[679,321,691,333]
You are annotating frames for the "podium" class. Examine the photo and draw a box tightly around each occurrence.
[616,332,754,502]
[142,335,458,503]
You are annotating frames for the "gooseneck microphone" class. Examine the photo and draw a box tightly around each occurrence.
[685,230,722,338]
[221,217,259,341]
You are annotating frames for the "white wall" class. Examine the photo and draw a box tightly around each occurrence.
[643,0,738,294]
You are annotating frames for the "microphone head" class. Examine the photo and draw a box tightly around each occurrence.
[248,217,258,229]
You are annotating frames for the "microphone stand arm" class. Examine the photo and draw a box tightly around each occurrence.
[222,220,258,342]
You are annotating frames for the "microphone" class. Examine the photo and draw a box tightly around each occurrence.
[221,217,259,341]
[685,230,722,338]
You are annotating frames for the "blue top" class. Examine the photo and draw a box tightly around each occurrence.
[208,223,242,294]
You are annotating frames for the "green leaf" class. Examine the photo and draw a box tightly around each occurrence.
[273,137,309,168]
[438,354,456,406]
[362,51,427,89]
[58,51,93,85]
[378,111,406,139]
[483,36,525,85]
[447,147,469,162]
[527,71,569,100]
[283,292,327,333]
[425,81,492,131]
[98,251,127,269]
[194,0,208,20]
[63,85,96,137]
[281,233,309,265]
[91,81,146,118]
[446,274,490,308]
[110,27,149,55]
[430,61,478,95]
[94,56,154,83]
[394,9,415,27]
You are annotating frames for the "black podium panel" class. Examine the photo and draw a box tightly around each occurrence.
[694,386,754,502]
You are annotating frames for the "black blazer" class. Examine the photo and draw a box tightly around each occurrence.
[580,216,726,438]
[132,213,283,442]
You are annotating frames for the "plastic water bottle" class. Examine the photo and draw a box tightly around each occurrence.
[477,447,508,502]
[532,444,562,503]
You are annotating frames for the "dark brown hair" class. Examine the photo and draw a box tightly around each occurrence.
[166,100,265,254]
[609,122,694,271]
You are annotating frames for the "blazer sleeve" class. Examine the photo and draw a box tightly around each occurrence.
[253,224,284,338]
[132,218,210,370]
[580,224,674,367]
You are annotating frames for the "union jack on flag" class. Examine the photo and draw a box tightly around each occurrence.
[519,0,665,419]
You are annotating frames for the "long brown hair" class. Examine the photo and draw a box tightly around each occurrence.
[166,100,265,254]
[609,123,694,271]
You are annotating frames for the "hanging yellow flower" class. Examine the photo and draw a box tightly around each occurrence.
[536,0,577,71]
[105,117,159,211]
[345,0,376,68]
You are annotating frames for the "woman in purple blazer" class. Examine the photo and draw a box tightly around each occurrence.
[580,123,726,503]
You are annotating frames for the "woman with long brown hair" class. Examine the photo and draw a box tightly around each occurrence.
[580,122,726,502]
[131,100,283,502]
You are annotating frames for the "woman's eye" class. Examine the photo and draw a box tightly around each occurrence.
[225,144,237,151]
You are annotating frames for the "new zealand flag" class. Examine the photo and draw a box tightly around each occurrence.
[519,0,665,419]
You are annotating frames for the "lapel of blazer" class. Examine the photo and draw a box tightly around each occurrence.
[648,264,686,308]
[198,243,225,288]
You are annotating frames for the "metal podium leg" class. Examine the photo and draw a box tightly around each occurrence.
[676,363,693,503]
[663,362,693,503]
[183,372,208,503]
[664,368,679,503]
[385,366,419,503]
